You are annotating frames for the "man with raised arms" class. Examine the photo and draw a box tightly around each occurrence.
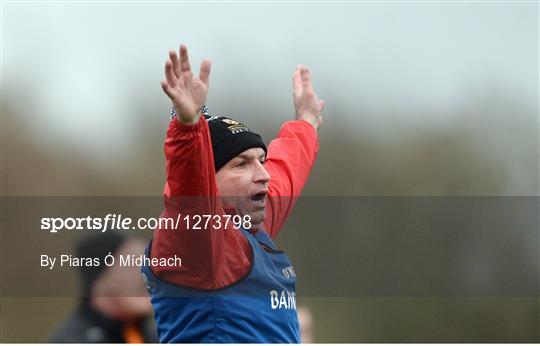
[141,44,325,343]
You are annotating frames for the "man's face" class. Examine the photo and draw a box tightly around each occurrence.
[216,147,270,232]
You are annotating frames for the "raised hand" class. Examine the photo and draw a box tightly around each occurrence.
[160,44,212,124]
[292,65,325,131]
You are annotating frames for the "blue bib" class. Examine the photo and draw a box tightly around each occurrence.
[141,228,300,343]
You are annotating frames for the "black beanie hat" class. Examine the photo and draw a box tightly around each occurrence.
[171,105,267,171]
[76,232,127,296]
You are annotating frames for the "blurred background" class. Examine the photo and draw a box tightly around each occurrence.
[1,1,538,342]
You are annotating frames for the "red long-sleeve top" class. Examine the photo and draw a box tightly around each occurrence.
[150,116,318,289]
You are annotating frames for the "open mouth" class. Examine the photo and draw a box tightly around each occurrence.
[250,192,267,204]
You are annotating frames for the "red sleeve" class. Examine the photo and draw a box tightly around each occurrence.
[263,120,319,239]
[150,116,252,290]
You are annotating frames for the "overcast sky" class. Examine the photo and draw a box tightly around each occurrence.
[3,1,538,193]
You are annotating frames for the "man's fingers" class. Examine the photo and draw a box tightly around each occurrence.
[199,58,212,87]
[160,80,177,100]
[300,67,314,95]
[169,50,181,78]
[179,44,193,80]
[164,60,178,88]
[179,44,191,71]
[293,65,302,96]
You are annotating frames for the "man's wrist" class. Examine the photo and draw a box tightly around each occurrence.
[301,119,319,132]
[173,112,206,133]
[296,114,319,132]
[173,107,203,125]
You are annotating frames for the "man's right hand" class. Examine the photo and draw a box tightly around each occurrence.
[160,44,212,125]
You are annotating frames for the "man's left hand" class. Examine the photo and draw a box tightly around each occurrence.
[292,65,325,132]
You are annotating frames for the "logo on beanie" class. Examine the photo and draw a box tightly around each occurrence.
[223,118,250,134]
[222,119,239,125]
